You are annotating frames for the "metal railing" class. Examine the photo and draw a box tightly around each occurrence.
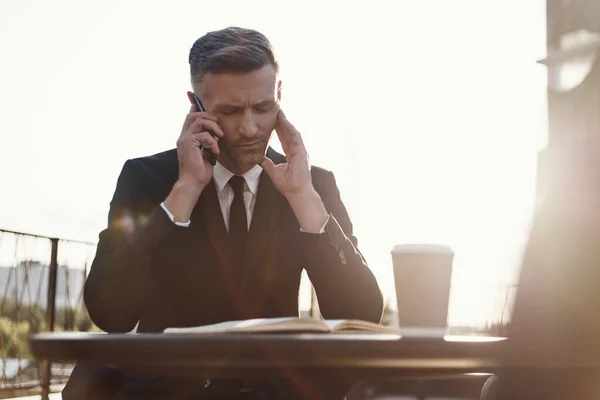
[0,229,97,399]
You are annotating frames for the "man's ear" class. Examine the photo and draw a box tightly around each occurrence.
[276,80,282,102]
[186,91,194,104]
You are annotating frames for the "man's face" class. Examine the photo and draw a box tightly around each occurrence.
[194,65,280,171]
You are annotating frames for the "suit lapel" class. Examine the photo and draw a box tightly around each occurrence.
[241,148,286,288]
[192,180,230,269]
[189,148,287,293]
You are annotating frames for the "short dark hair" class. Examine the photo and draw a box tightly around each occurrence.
[189,26,279,83]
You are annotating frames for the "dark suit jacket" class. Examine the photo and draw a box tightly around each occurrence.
[83,147,383,334]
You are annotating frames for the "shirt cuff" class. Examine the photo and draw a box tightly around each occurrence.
[160,202,191,227]
[300,213,329,234]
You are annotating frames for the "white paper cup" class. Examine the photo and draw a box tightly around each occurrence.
[391,244,454,330]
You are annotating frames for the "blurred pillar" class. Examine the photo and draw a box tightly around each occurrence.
[535,0,600,210]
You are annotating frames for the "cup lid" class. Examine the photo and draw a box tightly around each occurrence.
[391,243,453,255]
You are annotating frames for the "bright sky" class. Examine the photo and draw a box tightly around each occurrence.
[0,0,548,327]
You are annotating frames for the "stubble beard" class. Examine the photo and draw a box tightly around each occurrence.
[239,140,269,165]
[221,139,269,170]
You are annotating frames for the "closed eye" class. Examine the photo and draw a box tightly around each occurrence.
[254,101,276,113]
[216,106,243,115]
[214,101,276,115]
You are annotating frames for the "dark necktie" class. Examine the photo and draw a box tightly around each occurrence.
[228,175,247,272]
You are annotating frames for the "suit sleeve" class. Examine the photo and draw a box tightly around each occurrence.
[84,159,177,332]
[301,171,384,323]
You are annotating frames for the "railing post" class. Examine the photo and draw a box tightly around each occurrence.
[40,238,58,400]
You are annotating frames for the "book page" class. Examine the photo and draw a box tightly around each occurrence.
[325,319,401,333]
[164,317,330,334]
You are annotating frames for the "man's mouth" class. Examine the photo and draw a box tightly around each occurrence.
[235,141,263,148]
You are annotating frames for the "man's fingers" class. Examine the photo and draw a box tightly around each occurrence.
[178,131,220,155]
[181,104,196,131]
[275,109,304,155]
[184,118,224,139]
[189,118,224,138]
[277,109,287,123]
[275,109,295,135]
[182,110,219,132]
[192,132,221,155]
[259,157,276,177]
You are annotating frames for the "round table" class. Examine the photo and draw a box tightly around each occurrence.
[30,331,506,399]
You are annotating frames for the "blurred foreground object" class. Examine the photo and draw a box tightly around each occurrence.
[536,0,600,210]
[497,135,600,399]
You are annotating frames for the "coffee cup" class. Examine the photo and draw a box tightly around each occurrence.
[391,244,454,330]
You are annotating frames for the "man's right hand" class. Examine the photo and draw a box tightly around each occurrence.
[163,104,224,223]
[177,103,224,187]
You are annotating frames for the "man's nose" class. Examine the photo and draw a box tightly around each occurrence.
[238,109,258,138]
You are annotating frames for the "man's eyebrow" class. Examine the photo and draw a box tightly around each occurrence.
[213,103,243,111]
[254,99,276,107]
[213,100,276,110]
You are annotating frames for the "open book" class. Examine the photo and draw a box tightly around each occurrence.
[164,317,400,334]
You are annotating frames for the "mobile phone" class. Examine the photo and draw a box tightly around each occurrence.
[191,95,218,166]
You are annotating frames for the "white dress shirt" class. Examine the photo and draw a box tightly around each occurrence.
[160,161,328,232]
[212,161,263,231]
[160,161,263,231]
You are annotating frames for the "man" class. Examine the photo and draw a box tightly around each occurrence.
[69,26,383,399]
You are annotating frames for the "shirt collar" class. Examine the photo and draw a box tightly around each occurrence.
[212,161,263,196]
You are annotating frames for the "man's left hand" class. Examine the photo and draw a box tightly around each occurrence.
[260,110,329,233]
[260,109,312,197]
